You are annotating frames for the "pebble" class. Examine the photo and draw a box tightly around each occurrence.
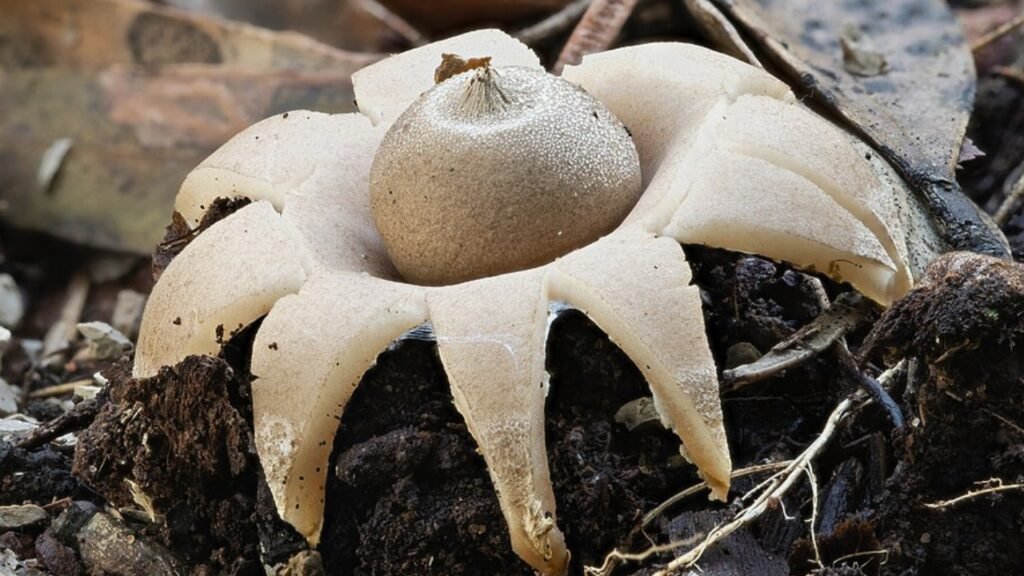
[0,382,18,418]
[277,550,324,576]
[76,512,182,576]
[0,328,15,416]
[0,274,23,329]
[0,325,10,368]
[0,505,48,531]
[75,322,133,361]
[34,531,82,576]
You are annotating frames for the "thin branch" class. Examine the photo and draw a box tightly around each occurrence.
[583,534,704,576]
[803,462,824,571]
[723,292,872,391]
[993,161,1024,226]
[994,65,1024,86]
[641,461,791,528]
[651,396,856,575]
[924,478,1024,509]
[28,378,95,399]
[16,395,104,450]
[971,11,1024,53]
[981,407,1024,437]
[554,0,640,74]
[354,0,427,47]
[515,0,592,46]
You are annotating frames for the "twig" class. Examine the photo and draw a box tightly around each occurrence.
[589,396,856,576]
[28,378,94,399]
[971,11,1024,53]
[982,407,1024,437]
[583,534,705,575]
[994,65,1024,86]
[515,0,592,46]
[835,341,904,429]
[554,0,640,74]
[651,396,856,575]
[993,162,1024,225]
[354,0,427,47]
[803,462,824,571]
[641,461,790,528]
[924,478,1024,509]
[15,395,104,450]
[41,272,90,362]
[723,293,872,391]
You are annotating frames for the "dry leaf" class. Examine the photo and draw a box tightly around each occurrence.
[704,0,1009,257]
[161,0,398,53]
[381,0,574,32]
[0,0,378,254]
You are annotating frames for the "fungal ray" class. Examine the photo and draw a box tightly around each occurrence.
[548,229,730,499]
[427,269,568,575]
[250,273,428,545]
[134,200,307,378]
[563,43,945,305]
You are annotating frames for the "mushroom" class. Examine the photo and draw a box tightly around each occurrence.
[370,56,641,284]
[133,29,974,575]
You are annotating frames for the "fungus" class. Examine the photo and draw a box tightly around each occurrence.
[133,29,973,575]
[370,56,641,284]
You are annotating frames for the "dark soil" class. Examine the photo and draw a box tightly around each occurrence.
[543,309,700,572]
[0,441,89,506]
[72,356,262,575]
[863,253,1024,576]
[318,337,530,576]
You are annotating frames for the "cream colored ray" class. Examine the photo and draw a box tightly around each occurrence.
[134,201,306,378]
[548,229,731,499]
[713,95,938,296]
[250,272,427,545]
[176,111,396,277]
[353,29,542,126]
[562,43,791,189]
[565,43,936,304]
[427,270,568,576]
[668,147,897,304]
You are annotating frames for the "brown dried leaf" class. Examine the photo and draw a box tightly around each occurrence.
[706,0,1008,257]
[0,67,361,253]
[160,0,395,53]
[382,0,574,32]
[0,0,378,70]
[0,0,378,253]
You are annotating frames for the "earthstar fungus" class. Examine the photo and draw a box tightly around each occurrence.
[134,29,956,575]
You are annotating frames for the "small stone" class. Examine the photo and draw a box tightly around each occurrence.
[0,416,36,442]
[17,339,43,366]
[111,290,146,341]
[76,512,182,576]
[34,531,82,576]
[75,322,133,361]
[0,326,9,354]
[0,274,23,329]
[278,550,324,576]
[0,505,49,531]
[0,380,19,417]
[0,327,14,416]
[725,341,763,369]
[614,397,663,431]
[0,531,31,557]
[50,502,98,544]
[0,548,17,572]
